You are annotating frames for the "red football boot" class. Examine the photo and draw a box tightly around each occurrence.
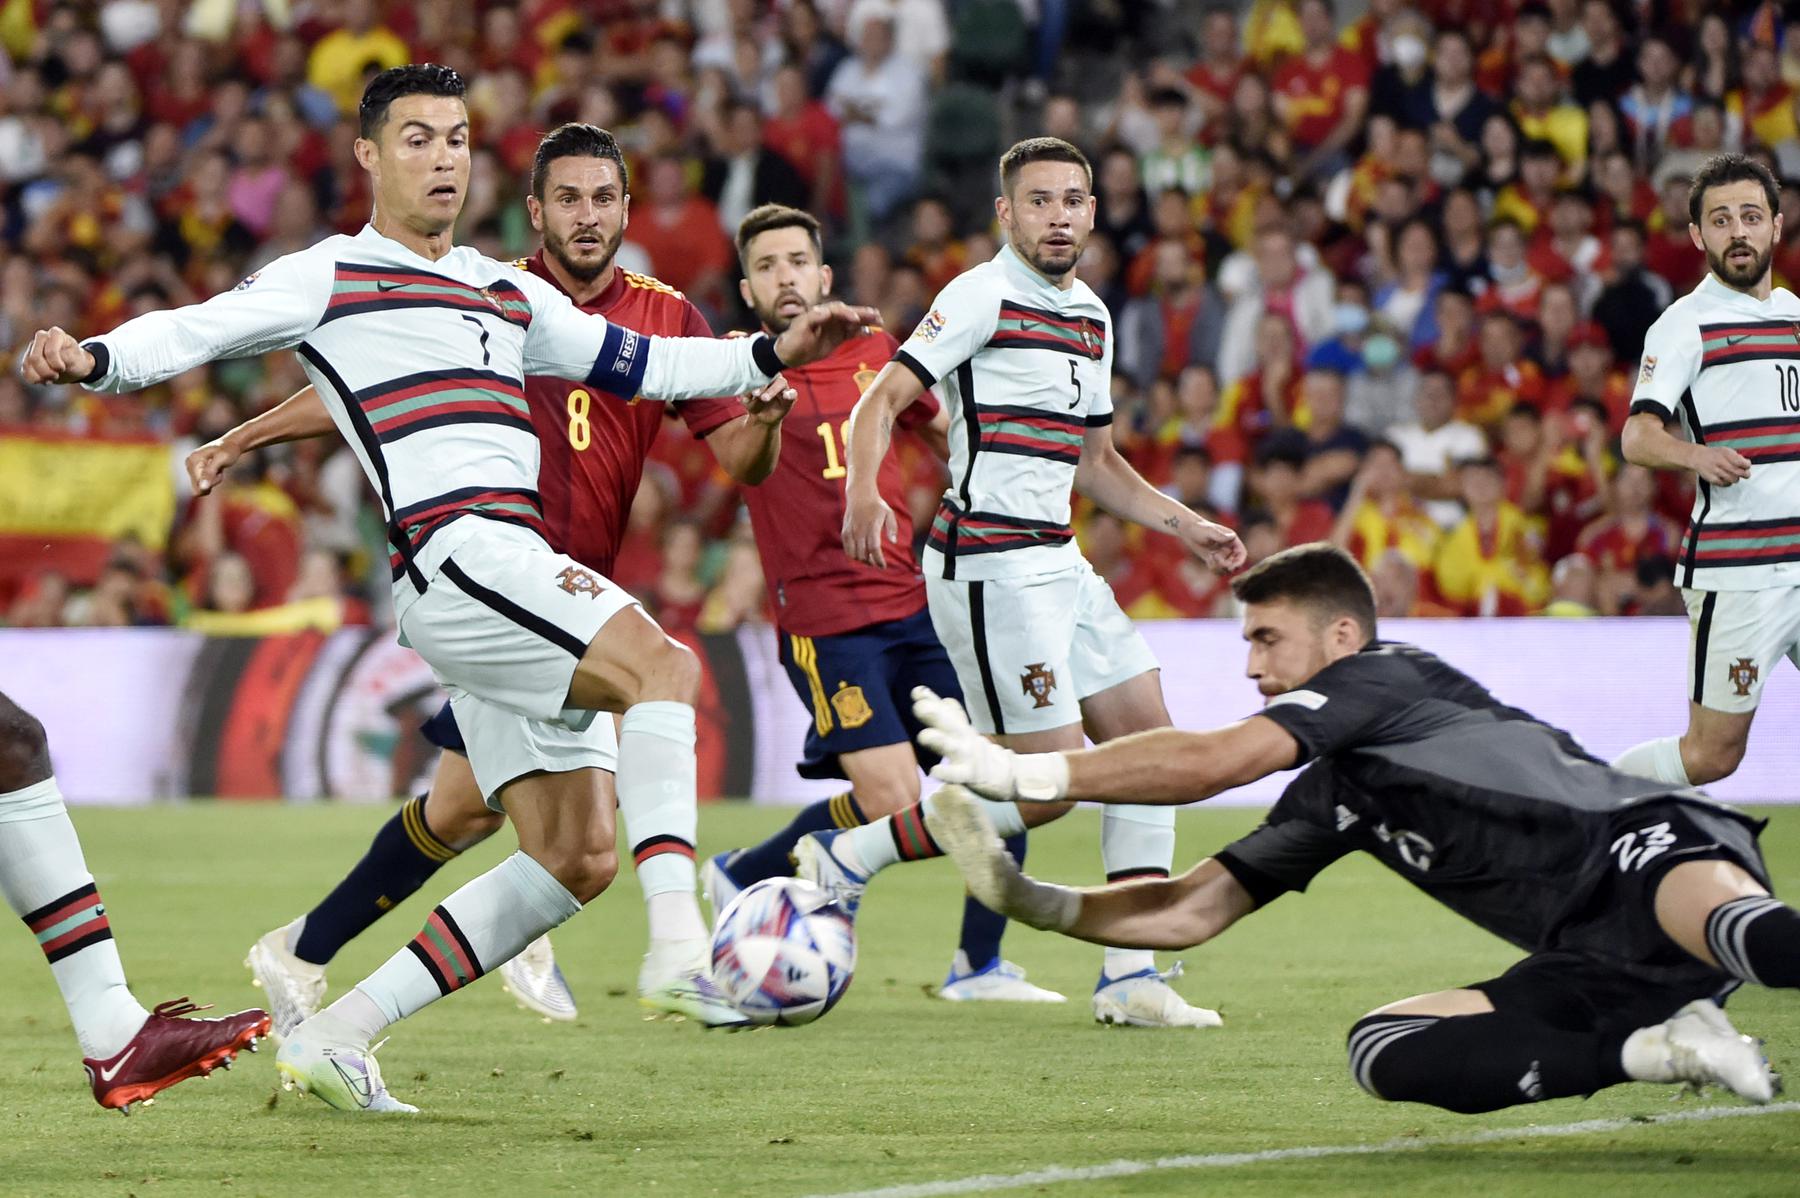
[83,998,272,1114]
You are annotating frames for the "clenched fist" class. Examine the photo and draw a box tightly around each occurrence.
[20,328,96,386]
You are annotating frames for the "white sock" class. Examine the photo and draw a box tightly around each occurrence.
[616,701,709,943]
[0,777,148,1059]
[1612,737,1691,787]
[1099,804,1176,979]
[349,851,582,1034]
[837,795,1028,876]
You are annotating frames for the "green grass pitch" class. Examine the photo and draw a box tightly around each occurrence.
[3,802,1800,1197]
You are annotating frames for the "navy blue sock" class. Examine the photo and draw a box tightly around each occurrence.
[958,833,1026,970]
[292,795,458,965]
[730,792,865,883]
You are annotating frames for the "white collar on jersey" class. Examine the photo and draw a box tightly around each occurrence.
[997,242,1084,302]
[1699,271,1798,310]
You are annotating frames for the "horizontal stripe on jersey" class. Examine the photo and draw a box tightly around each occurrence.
[1689,516,1800,568]
[1700,320,1800,369]
[927,498,1074,557]
[1705,414,1800,465]
[323,263,533,329]
[386,485,546,577]
[361,367,532,442]
[987,301,1105,359]
[976,403,1084,464]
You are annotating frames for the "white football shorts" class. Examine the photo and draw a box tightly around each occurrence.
[925,557,1159,735]
[1683,584,1800,713]
[448,690,619,811]
[398,518,638,721]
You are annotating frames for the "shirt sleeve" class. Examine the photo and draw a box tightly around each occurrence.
[1087,316,1116,426]
[671,302,745,439]
[1250,649,1417,763]
[892,271,1001,390]
[1212,767,1351,905]
[517,271,773,401]
[81,249,330,393]
[1630,305,1703,418]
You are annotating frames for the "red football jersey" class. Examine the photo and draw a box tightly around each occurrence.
[738,331,939,637]
[522,253,742,575]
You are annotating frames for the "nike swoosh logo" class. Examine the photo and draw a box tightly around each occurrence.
[377,280,409,292]
[1727,334,1749,345]
[97,1047,136,1082]
[330,1054,374,1106]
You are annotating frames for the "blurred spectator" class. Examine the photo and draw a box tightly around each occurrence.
[1431,456,1550,615]
[698,532,769,633]
[1216,311,1302,459]
[1631,554,1688,617]
[1496,400,1609,562]
[825,9,926,223]
[1592,220,1672,365]
[1119,240,1224,388]
[1096,146,1154,263]
[1576,463,1683,610]
[1294,368,1369,508]
[1218,227,1334,383]
[1332,440,1440,570]
[1541,552,1599,617]
[1140,88,1208,201]
[7,571,72,627]
[1458,311,1546,429]
[1621,36,1693,164]
[650,519,709,636]
[306,0,409,116]
[629,157,733,312]
[1390,367,1488,527]
[761,62,843,223]
[1511,55,1587,174]
[845,0,950,82]
[1187,7,1245,133]
[1409,30,1498,184]
[1546,323,1632,431]
[1728,44,1800,172]
[901,195,967,295]
[1245,435,1336,549]
[1571,0,1633,108]
[702,99,807,235]
[1345,317,1419,434]
[1370,547,1457,617]
[1273,0,1372,180]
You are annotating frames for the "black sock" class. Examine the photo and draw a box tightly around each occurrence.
[1705,895,1800,987]
[957,833,1026,971]
[730,792,865,884]
[1347,1011,1630,1113]
[292,795,459,965]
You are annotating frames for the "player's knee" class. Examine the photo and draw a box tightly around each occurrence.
[1685,735,1746,785]
[850,770,919,818]
[537,844,618,904]
[0,695,51,792]
[632,638,701,706]
[436,803,505,851]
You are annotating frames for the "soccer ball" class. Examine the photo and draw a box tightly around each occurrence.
[710,877,856,1026]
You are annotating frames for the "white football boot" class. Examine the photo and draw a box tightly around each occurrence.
[937,952,1067,1003]
[1637,1000,1780,1102]
[1092,963,1223,1028]
[638,938,752,1029]
[794,830,868,920]
[276,1018,417,1113]
[701,851,746,929]
[498,934,578,1022]
[244,918,326,1045]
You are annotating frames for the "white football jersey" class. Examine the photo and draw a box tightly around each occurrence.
[1633,272,1800,590]
[81,225,775,607]
[894,245,1112,581]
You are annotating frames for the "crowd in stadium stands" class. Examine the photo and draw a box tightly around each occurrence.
[0,0,1787,632]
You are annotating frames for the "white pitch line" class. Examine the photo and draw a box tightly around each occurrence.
[800,1100,1800,1198]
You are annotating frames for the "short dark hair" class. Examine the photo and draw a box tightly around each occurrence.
[999,136,1093,198]
[736,203,824,267]
[1688,152,1781,225]
[358,63,465,140]
[531,122,630,200]
[1229,543,1377,641]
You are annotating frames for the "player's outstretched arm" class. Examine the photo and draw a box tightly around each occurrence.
[841,360,928,567]
[21,254,327,393]
[703,376,798,484]
[925,786,1255,949]
[1074,425,1246,573]
[913,687,1298,805]
[1621,410,1750,487]
[186,385,337,496]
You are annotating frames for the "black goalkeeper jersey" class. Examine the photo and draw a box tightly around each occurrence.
[1217,643,1765,957]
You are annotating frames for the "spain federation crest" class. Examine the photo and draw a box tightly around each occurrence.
[1020,663,1057,709]
[830,683,873,729]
